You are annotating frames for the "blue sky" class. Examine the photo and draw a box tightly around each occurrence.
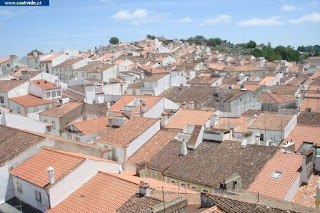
[0,0,319,57]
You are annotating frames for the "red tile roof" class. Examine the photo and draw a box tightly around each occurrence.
[10,148,85,187]
[47,172,139,213]
[108,95,162,114]
[97,117,158,147]
[248,151,302,200]
[32,79,60,90]
[0,57,10,64]
[10,95,54,107]
[292,174,319,208]
[165,109,215,130]
[284,124,320,151]
[71,116,111,135]
[126,130,176,166]
[40,102,83,118]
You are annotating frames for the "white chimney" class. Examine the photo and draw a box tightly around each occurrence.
[161,112,168,128]
[140,102,147,117]
[210,114,218,127]
[180,141,187,156]
[140,71,144,80]
[47,167,55,184]
[139,181,150,196]
[33,51,38,57]
[255,133,261,145]
[106,102,111,109]
[181,102,186,109]
[188,101,195,110]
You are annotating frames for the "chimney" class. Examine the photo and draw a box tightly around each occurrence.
[255,133,261,145]
[54,80,59,86]
[47,167,55,184]
[140,70,144,80]
[139,181,150,197]
[280,141,295,153]
[181,102,186,109]
[180,141,187,156]
[210,114,218,127]
[33,51,38,57]
[314,181,320,210]
[106,102,111,109]
[140,102,147,117]
[296,94,301,107]
[161,112,168,128]
[188,101,195,110]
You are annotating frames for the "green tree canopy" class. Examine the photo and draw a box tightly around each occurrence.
[146,34,155,40]
[27,49,43,56]
[109,37,119,45]
[247,40,257,49]
[207,38,222,47]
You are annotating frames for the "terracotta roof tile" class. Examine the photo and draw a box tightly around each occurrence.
[97,117,158,147]
[249,113,294,131]
[108,95,162,114]
[292,174,319,208]
[10,95,54,107]
[248,151,302,200]
[31,79,60,90]
[165,109,215,130]
[0,57,10,64]
[126,130,176,166]
[0,125,45,166]
[188,76,219,85]
[40,102,83,118]
[47,172,139,213]
[117,195,162,212]
[72,116,111,135]
[0,80,27,92]
[10,148,85,187]
[284,125,320,151]
[301,98,320,113]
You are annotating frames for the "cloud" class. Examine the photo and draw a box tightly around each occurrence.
[281,4,296,11]
[288,13,320,24]
[112,8,169,25]
[0,10,12,16]
[237,16,285,26]
[311,1,320,6]
[201,15,232,26]
[176,17,192,23]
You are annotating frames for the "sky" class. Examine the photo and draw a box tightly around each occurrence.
[0,0,319,57]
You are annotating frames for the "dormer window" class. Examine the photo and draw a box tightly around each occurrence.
[271,171,282,179]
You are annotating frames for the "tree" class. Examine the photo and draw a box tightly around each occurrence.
[109,37,119,45]
[207,38,222,47]
[315,51,320,56]
[27,49,43,56]
[247,40,257,49]
[194,35,207,45]
[146,34,155,40]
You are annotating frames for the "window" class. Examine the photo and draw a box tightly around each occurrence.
[35,190,41,202]
[52,121,56,129]
[33,106,38,112]
[75,137,80,141]
[17,107,21,114]
[44,119,48,123]
[271,171,282,179]
[0,96,4,104]
[17,182,23,193]
[7,64,10,67]
[67,134,72,139]
[82,72,85,77]
[190,185,198,190]
[260,133,264,141]
[202,189,209,193]
[151,171,157,179]
[52,91,56,97]
[46,92,51,98]
[170,179,177,185]
[57,90,61,96]
[179,182,186,187]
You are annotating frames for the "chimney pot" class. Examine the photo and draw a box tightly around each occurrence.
[139,181,150,196]
[47,167,55,184]
[180,141,187,156]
